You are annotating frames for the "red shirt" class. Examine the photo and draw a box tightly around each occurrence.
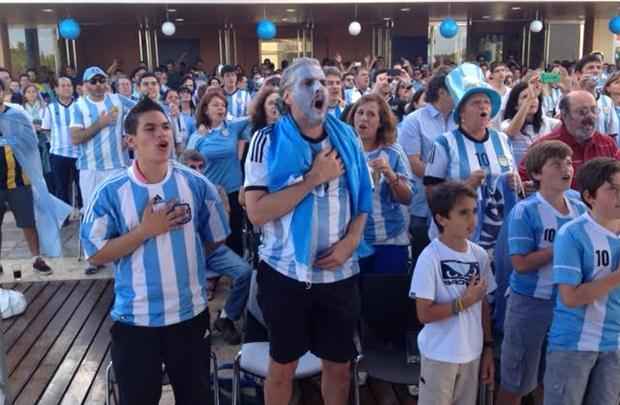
[518,124,620,186]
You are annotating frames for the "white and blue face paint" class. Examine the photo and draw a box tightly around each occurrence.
[289,64,328,127]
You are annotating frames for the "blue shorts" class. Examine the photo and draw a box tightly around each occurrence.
[500,292,553,395]
[359,244,409,274]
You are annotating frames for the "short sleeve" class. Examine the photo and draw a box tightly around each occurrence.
[423,136,450,182]
[394,144,413,180]
[508,204,537,256]
[119,95,137,112]
[500,119,511,133]
[69,103,85,129]
[410,248,437,300]
[80,189,120,259]
[41,106,52,131]
[243,128,270,190]
[553,226,583,286]
[196,177,231,244]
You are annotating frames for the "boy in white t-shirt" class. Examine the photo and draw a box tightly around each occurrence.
[410,182,496,405]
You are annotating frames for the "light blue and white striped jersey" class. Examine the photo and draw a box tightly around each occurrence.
[42,99,79,158]
[81,161,230,327]
[549,213,620,352]
[508,192,587,299]
[597,94,620,137]
[225,89,251,119]
[398,104,457,218]
[69,94,136,170]
[328,103,345,119]
[344,87,370,106]
[425,128,516,249]
[365,144,413,245]
[244,126,357,284]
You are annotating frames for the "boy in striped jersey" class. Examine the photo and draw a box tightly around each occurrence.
[42,76,80,207]
[221,65,251,119]
[543,158,620,405]
[498,141,587,404]
[80,97,229,405]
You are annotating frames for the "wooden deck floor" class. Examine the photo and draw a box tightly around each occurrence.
[1,279,420,405]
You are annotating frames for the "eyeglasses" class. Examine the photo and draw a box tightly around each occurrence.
[89,77,106,85]
[400,84,413,90]
[188,164,204,171]
[570,107,600,118]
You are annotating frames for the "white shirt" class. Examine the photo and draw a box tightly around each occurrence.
[410,238,497,363]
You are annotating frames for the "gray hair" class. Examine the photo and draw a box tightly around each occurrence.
[279,57,322,113]
[323,66,342,79]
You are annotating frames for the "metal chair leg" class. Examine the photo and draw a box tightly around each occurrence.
[105,362,113,405]
[232,351,241,405]
[351,354,362,405]
[211,352,220,405]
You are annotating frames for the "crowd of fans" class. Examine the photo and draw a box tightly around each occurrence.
[0,49,620,405]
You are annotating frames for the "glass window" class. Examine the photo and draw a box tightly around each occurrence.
[259,39,300,70]
[37,26,59,74]
[8,25,59,77]
[428,20,468,65]
[8,25,27,77]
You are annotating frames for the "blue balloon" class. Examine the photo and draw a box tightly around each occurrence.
[439,18,459,39]
[609,16,620,35]
[257,19,277,40]
[58,18,80,40]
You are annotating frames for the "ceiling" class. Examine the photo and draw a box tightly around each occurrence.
[0,2,617,26]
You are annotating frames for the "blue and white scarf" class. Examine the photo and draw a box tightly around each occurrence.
[0,107,71,257]
[267,113,373,268]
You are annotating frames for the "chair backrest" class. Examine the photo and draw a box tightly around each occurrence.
[359,273,422,348]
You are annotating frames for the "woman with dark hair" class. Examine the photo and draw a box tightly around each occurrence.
[186,88,249,257]
[347,93,413,274]
[404,88,426,115]
[603,71,620,125]
[502,77,560,166]
[178,86,197,137]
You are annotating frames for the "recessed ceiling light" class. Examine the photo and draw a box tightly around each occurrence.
[511,6,521,10]
[384,17,392,21]
[286,8,296,13]
[168,8,176,13]
[175,18,184,22]
[400,7,411,12]
[482,15,491,19]
[282,17,289,22]
[41,8,54,13]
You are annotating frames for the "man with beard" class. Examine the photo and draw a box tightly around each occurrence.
[244,57,372,405]
[519,91,620,187]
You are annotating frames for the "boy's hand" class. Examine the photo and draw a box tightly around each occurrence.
[138,198,186,239]
[480,347,495,385]
[314,237,357,270]
[462,275,487,308]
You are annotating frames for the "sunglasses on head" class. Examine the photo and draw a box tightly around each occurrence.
[89,77,106,85]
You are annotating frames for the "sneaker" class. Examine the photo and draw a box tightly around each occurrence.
[33,257,53,275]
[214,311,241,345]
[84,265,104,275]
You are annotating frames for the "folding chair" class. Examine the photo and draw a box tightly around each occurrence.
[105,352,220,405]
[232,270,322,405]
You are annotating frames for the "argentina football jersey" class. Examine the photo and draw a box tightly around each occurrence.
[43,100,79,158]
[225,89,251,119]
[549,212,620,352]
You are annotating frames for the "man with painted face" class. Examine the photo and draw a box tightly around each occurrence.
[518,91,620,188]
[244,57,372,405]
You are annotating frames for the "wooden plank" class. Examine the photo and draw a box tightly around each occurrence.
[9,281,92,399]
[2,282,47,334]
[392,384,418,405]
[36,280,112,405]
[14,280,108,405]
[4,282,64,353]
[74,317,113,405]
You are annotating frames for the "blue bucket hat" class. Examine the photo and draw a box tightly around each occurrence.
[446,63,501,121]
[82,66,107,83]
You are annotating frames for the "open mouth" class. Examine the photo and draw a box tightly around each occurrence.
[561,174,571,181]
[158,140,169,151]
[480,112,489,118]
[313,98,325,110]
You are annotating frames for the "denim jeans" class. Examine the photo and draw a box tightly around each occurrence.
[205,245,251,321]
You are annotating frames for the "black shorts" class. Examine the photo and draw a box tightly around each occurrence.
[256,261,360,364]
[0,186,35,228]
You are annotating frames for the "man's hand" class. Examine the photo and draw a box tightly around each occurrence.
[306,148,344,187]
[137,198,187,239]
[480,347,495,385]
[99,109,118,128]
[461,275,487,308]
[466,169,486,189]
[314,237,357,270]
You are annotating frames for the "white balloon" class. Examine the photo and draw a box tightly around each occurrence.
[530,20,543,33]
[348,21,362,36]
[162,21,176,36]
